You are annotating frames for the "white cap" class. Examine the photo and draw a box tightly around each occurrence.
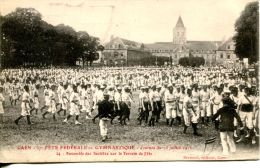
[167,84,172,88]
[223,88,231,93]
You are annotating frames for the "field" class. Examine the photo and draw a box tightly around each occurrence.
[0,89,259,161]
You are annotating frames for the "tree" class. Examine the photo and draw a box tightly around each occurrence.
[1,8,46,67]
[179,57,189,66]
[54,24,79,66]
[1,7,103,68]
[233,1,259,63]
[77,32,104,67]
[179,56,205,67]
[0,13,5,68]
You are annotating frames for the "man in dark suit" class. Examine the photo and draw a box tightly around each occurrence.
[212,97,243,156]
[97,93,114,142]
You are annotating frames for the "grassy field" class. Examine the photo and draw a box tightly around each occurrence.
[0,89,259,161]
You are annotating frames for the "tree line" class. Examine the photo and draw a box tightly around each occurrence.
[233,1,258,64]
[0,8,104,68]
[178,55,205,67]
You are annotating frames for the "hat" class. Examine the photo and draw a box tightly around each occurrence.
[143,86,149,89]
[124,86,131,91]
[223,88,231,93]
[167,84,172,88]
[156,85,162,89]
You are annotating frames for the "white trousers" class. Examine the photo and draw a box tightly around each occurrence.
[239,111,254,129]
[99,119,109,137]
[200,102,211,117]
[70,103,80,115]
[220,131,236,155]
[183,108,199,126]
[21,102,30,116]
[165,105,177,119]
[47,100,56,113]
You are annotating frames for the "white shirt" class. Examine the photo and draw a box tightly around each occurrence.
[22,91,30,102]
[164,90,176,105]
[114,91,122,102]
[238,95,256,106]
[140,92,149,102]
[122,92,132,102]
[200,90,210,102]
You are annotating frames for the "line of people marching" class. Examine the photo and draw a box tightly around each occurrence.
[0,66,259,146]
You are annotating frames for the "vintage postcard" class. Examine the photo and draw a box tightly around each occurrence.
[0,0,259,163]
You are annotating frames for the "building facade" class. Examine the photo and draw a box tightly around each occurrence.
[216,37,239,67]
[101,37,163,66]
[101,16,238,67]
[143,16,238,66]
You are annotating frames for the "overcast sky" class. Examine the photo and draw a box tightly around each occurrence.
[0,0,254,43]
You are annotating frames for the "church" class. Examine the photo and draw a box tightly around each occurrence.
[99,16,238,67]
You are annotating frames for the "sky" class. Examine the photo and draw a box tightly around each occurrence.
[0,0,255,44]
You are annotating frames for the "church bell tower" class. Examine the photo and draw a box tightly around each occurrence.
[173,16,186,45]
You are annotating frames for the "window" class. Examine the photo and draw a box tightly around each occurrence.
[114,52,118,57]
[220,53,223,58]
[227,45,230,50]
[227,55,230,59]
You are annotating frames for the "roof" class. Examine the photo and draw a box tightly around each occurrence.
[175,16,185,28]
[104,37,141,49]
[144,41,221,51]
[104,36,221,52]
[217,37,233,50]
[120,38,141,48]
[186,41,221,51]
[144,42,181,50]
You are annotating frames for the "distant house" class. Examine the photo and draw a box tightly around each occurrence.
[216,37,239,67]
[101,36,166,66]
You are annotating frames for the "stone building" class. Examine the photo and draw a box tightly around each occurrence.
[101,37,161,66]
[100,16,238,67]
[144,16,238,66]
[216,37,239,67]
[144,16,224,66]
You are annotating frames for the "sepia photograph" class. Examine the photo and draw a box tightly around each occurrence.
[0,0,259,163]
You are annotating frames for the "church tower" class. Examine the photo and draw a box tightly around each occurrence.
[173,16,186,45]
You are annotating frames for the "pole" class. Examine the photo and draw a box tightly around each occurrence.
[156,55,158,67]
[0,21,2,70]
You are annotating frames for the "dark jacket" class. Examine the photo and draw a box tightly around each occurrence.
[212,105,243,132]
[97,99,114,119]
